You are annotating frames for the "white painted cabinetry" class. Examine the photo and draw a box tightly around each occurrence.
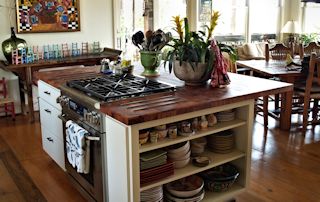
[104,100,254,202]
[38,80,65,170]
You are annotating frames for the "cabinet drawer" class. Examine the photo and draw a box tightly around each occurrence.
[41,126,65,170]
[39,98,63,141]
[38,80,61,110]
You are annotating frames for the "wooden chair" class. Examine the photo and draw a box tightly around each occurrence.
[257,43,294,129]
[265,43,294,61]
[294,53,320,133]
[299,42,320,59]
[0,77,15,120]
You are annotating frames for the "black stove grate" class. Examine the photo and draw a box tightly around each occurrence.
[67,74,175,102]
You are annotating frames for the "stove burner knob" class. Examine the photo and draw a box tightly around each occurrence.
[57,96,69,106]
[85,112,93,123]
[93,114,101,126]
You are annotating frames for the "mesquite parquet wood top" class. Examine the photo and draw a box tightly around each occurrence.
[34,66,292,125]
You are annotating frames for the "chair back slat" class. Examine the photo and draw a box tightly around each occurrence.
[265,43,293,61]
[299,42,320,58]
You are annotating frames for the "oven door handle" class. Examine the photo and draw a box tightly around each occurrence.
[58,114,102,142]
[86,136,100,141]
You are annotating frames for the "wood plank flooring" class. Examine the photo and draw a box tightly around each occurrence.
[0,113,319,202]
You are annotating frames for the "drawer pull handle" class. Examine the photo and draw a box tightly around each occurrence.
[44,91,51,95]
[47,137,54,142]
[44,109,51,113]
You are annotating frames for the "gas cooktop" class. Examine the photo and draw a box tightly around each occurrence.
[66,74,175,102]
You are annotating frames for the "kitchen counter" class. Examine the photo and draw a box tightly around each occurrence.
[34,64,293,128]
[34,65,293,202]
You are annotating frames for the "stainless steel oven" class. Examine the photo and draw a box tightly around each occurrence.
[58,94,105,202]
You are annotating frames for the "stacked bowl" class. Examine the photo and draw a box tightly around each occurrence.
[167,141,191,169]
[164,175,205,202]
[190,137,207,156]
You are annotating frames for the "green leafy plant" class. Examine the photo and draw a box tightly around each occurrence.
[164,13,237,73]
[299,33,320,45]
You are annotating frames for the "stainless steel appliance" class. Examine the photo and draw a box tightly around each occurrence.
[58,73,175,202]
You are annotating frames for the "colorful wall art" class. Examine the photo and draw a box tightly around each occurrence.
[16,0,80,33]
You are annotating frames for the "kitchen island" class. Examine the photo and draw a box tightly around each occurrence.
[34,65,292,202]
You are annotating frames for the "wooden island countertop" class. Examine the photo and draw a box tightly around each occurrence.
[34,65,293,129]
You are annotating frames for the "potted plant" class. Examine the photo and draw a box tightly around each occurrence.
[164,13,237,86]
[132,29,170,76]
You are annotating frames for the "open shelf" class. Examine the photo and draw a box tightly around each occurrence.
[139,119,246,153]
[140,149,245,192]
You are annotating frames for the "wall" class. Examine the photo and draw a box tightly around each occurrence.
[0,0,114,61]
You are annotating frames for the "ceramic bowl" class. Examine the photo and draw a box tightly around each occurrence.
[173,157,190,169]
[165,175,204,197]
[191,137,207,147]
[168,149,191,161]
[139,136,149,145]
[139,130,150,139]
[156,129,168,140]
[167,141,190,155]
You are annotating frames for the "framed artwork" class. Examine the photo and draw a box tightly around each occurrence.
[16,0,80,33]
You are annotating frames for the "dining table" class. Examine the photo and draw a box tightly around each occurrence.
[236,59,304,131]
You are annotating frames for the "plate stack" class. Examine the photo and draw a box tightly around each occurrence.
[140,150,174,185]
[167,141,191,169]
[140,186,164,202]
[164,175,205,202]
[216,109,235,122]
[207,130,235,154]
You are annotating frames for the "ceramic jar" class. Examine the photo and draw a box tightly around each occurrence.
[1,27,27,63]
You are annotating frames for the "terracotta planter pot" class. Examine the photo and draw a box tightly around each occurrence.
[173,61,212,86]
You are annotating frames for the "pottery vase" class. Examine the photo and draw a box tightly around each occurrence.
[140,50,162,77]
[173,61,212,86]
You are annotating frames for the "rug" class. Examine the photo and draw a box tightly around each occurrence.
[0,135,46,202]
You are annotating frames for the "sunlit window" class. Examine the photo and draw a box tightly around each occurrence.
[303,3,320,33]
[198,0,247,44]
[249,0,280,42]
[153,0,187,32]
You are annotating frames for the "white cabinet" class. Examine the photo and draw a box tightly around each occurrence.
[104,99,254,202]
[38,80,65,170]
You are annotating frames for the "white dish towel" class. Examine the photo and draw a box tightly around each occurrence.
[66,120,90,174]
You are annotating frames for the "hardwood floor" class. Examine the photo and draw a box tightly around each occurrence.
[0,113,319,202]
[0,115,86,202]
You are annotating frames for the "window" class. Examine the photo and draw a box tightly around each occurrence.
[249,0,280,42]
[200,0,247,44]
[303,2,320,33]
[153,0,187,32]
[197,0,281,44]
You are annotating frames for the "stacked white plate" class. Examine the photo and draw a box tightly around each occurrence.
[216,109,236,122]
[140,185,163,202]
[167,141,191,169]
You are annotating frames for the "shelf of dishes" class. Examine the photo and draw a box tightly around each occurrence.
[139,109,245,153]
[140,162,243,202]
[140,149,245,192]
